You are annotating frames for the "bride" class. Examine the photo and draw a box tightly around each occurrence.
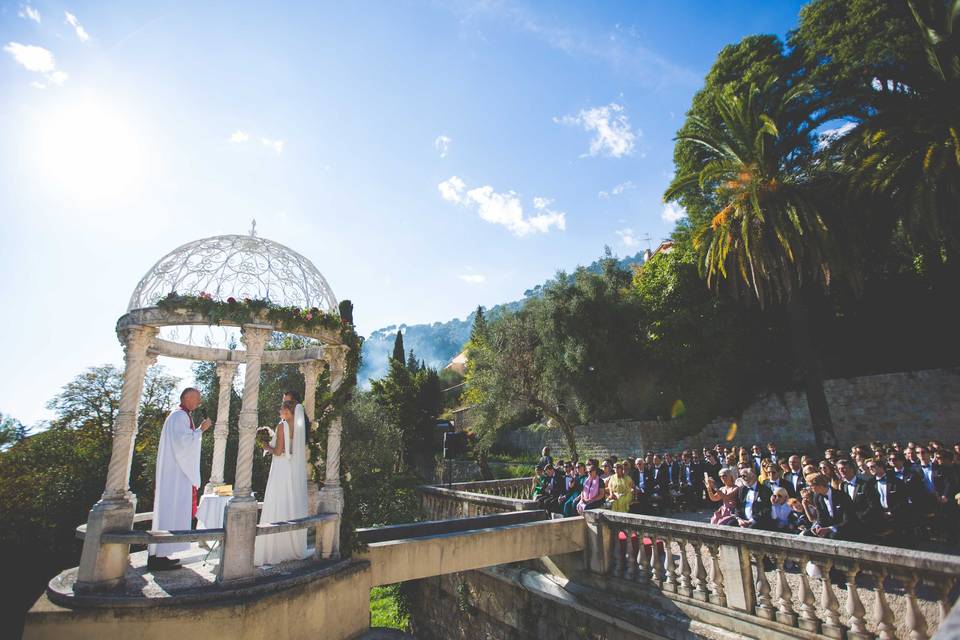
[254,400,310,566]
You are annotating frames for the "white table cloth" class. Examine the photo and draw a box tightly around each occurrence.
[196,494,232,530]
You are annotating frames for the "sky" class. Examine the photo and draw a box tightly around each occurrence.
[0,0,807,425]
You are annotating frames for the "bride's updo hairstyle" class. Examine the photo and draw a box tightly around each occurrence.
[284,390,302,404]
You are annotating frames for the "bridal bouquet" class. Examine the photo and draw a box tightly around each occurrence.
[256,426,274,453]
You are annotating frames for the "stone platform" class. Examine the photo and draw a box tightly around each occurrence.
[25,547,373,640]
[47,544,340,608]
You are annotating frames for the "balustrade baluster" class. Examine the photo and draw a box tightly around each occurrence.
[655,535,667,588]
[753,551,774,620]
[664,535,678,593]
[637,530,652,586]
[937,578,957,631]
[817,559,844,639]
[904,573,929,640]
[692,541,709,602]
[625,529,637,581]
[797,554,819,633]
[870,567,896,640]
[774,552,798,627]
[609,527,624,577]
[677,538,693,597]
[707,543,726,607]
[844,564,871,640]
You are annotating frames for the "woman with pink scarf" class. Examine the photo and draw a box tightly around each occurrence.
[577,465,604,514]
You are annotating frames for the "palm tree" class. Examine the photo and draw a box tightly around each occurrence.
[847,0,960,254]
[665,79,843,452]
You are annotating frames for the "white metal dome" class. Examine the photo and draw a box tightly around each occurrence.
[128,231,338,312]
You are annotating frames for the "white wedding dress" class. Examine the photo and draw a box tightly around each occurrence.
[254,404,310,566]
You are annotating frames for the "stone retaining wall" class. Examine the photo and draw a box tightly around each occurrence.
[497,368,960,457]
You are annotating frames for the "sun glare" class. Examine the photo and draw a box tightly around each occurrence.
[33,97,148,204]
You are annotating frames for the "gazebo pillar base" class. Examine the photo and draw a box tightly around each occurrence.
[217,497,258,585]
[75,497,136,592]
[316,486,343,559]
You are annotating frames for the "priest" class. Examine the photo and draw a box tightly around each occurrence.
[147,388,211,571]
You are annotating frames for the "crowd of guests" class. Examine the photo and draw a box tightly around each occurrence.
[531,440,960,549]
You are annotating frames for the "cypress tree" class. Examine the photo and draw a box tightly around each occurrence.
[391,330,405,364]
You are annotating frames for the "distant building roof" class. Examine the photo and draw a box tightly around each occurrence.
[444,350,468,374]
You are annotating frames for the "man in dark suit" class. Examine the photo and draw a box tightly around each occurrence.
[649,454,671,510]
[808,472,859,541]
[750,444,765,475]
[783,455,807,498]
[679,451,704,509]
[763,462,788,497]
[734,468,772,528]
[858,459,908,545]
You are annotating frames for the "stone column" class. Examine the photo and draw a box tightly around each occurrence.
[317,346,347,559]
[76,325,157,591]
[218,325,270,585]
[204,361,238,494]
[299,359,322,515]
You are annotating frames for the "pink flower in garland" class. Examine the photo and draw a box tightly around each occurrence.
[227,297,237,304]
[305,313,314,321]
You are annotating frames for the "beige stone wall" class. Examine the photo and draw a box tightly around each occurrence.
[498,368,960,457]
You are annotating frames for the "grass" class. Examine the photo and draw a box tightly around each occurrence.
[370,585,409,630]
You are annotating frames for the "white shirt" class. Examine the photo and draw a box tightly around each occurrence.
[744,484,758,521]
[824,488,835,517]
[844,477,857,500]
[877,477,888,509]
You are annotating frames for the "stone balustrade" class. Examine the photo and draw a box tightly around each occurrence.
[586,510,959,640]
[420,481,959,639]
[420,479,539,519]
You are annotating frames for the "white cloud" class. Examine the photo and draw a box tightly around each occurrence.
[459,274,487,284]
[438,175,466,203]
[555,102,638,158]
[229,130,250,143]
[47,70,68,85]
[434,135,452,158]
[662,202,686,223]
[4,42,56,73]
[64,12,90,43]
[30,80,46,89]
[18,4,40,23]
[599,180,635,199]
[438,176,566,237]
[260,137,284,155]
[616,228,640,248]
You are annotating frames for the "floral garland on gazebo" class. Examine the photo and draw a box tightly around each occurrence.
[155,292,362,476]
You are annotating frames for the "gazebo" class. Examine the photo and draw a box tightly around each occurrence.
[75,227,355,590]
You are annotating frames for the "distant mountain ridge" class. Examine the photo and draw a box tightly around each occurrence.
[358,251,647,385]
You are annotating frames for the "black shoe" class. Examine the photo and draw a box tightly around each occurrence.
[147,555,182,571]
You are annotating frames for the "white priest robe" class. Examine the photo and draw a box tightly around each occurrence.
[148,408,201,557]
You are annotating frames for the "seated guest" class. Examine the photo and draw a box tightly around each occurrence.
[734,468,772,528]
[705,468,739,525]
[576,465,605,514]
[562,462,588,517]
[649,454,671,510]
[606,462,635,513]
[808,472,858,541]
[836,459,862,502]
[768,487,794,532]
[784,455,807,497]
[600,459,613,481]
[767,442,779,465]
[933,449,959,543]
[859,458,906,544]
[750,444,765,475]
[629,457,650,514]
[788,497,812,534]
[819,460,841,490]
[763,461,788,497]
[679,451,704,509]
[533,464,563,512]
